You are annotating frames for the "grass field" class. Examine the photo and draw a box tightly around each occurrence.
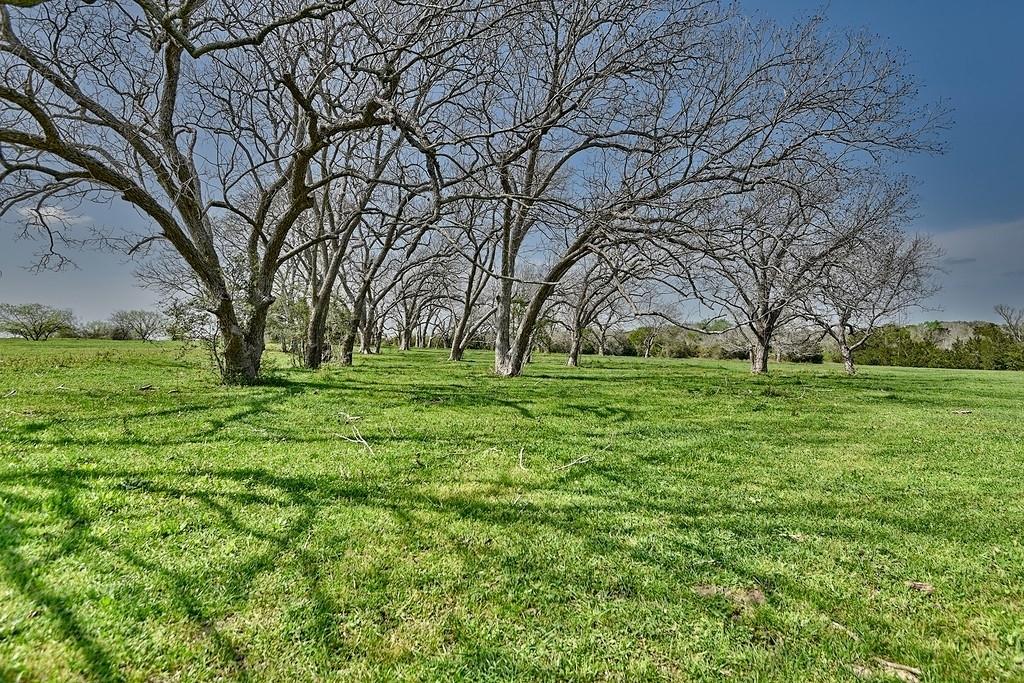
[0,339,1022,681]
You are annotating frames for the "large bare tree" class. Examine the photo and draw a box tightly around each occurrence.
[0,0,489,382]
[451,2,944,376]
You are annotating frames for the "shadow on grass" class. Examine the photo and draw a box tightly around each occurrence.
[0,462,802,680]
[1,451,986,681]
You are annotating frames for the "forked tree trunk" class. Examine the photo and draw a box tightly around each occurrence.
[451,307,494,362]
[214,297,267,384]
[494,247,583,377]
[747,310,780,375]
[494,278,516,375]
[220,333,263,384]
[303,251,345,370]
[216,317,265,384]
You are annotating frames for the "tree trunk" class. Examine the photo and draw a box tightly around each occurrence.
[302,247,346,370]
[495,247,584,376]
[217,320,264,384]
[399,327,412,351]
[567,331,582,367]
[304,303,330,370]
[339,331,356,366]
[359,323,374,354]
[839,342,856,375]
[750,338,770,374]
[220,336,263,384]
[450,315,469,361]
[494,277,516,375]
[214,297,266,384]
[338,306,361,367]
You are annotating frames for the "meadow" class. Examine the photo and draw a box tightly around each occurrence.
[0,339,1021,681]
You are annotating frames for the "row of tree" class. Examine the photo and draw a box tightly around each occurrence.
[0,303,164,341]
[1,0,952,381]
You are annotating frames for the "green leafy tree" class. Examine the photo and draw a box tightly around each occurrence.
[0,303,75,340]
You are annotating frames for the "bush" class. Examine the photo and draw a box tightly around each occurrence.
[855,323,1024,370]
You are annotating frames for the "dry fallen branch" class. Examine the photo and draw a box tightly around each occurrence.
[336,426,374,455]
[553,455,592,471]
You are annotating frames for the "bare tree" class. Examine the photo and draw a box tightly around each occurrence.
[656,168,921,374]
[456,2,945,377]
[0,302,73,340]
[0,1,487,382]
[994,305,1024,344]
[111,309,166,342]
[444,200,498,361]
[800,230,940,375]
[556,252,643,367]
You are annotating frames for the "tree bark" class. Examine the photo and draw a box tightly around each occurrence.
[214,295,267,384]
[359,323,374,354]
[839,342,856,375]
[747,309,780,375]
[494,244,584,377]
[494,277,516,375]
[450,314,470,360]
[304,308,330,369]
[567,332,582,367]
[338,304,361,367]
[750,338,770,374]
[218,322,264,384]
[303,250,345,370]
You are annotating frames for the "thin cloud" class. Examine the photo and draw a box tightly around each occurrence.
[15,206,90,225]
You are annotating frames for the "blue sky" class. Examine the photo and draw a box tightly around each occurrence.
[745,0,1024,320]
[1,1,1022,321]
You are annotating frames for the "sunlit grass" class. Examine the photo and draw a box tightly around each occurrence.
[0,339,1021,681]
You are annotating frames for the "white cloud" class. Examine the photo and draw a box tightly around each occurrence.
[15,205,90,225]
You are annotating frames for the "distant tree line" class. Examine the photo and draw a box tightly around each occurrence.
[5,300,1023,372]
[851,317,1024,371]
[0,303,166,342]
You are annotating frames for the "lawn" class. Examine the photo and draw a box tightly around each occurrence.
[0,339,1021,681]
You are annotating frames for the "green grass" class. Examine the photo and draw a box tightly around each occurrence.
[0,339,1022,681]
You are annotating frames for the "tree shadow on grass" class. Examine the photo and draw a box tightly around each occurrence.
[0,457,958,681]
